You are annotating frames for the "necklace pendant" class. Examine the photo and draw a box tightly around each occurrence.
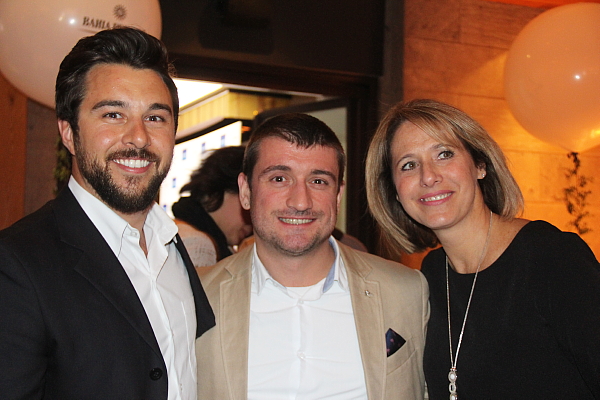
[448,367,458,400]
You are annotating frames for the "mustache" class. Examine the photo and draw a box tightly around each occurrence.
[107,148,159,162]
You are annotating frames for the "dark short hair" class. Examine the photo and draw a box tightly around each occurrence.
[243,113,345,188]
[180,146,245,212]
[366,99,524,254]
[55,27,179,134]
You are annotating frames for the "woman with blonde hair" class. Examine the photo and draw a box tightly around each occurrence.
[366,99,600,399]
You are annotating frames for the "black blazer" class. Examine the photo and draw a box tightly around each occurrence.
[0,187,215,399]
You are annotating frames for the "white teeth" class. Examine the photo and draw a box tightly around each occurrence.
[114,159,150,169]
[422,193,451,202]
[280,218,312,225]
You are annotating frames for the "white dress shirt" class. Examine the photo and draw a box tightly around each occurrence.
[69,177,197,400]
[248,237,367,399]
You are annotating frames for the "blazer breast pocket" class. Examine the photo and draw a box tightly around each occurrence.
[386,328,405,356]
[385,330,416,375]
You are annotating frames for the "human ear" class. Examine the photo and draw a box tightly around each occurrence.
[337,180,345,209]
[477,163,487,179]
[238,173,251,210]
[58,120,76,155]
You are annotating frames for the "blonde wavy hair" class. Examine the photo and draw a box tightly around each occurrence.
[366,99,523,254]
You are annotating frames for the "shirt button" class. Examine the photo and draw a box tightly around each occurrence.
[297,352,305,359]
[149,367,163,380]
[298,300,304,304]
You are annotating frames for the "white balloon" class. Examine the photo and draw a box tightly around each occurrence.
[0,0,162,108]
[504,3,600,153]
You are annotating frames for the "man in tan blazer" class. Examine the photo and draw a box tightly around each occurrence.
[196,113,429,399]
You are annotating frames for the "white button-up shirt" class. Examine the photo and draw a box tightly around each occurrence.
[248,237,367,399]
[69,177,197,400]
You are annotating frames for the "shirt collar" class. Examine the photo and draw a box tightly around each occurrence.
[251,236,348,296]
[68,177,178,257]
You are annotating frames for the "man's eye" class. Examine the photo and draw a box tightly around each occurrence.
[104,112,121,119]
[272,176,285,182]
[147,115,165,122]
[313,178,327,185]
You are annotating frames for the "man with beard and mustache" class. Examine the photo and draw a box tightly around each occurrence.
[195,113,430,400]
[0,28,214,400]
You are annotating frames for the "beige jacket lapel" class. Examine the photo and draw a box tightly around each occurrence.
[340,245,386,400]
[218,249,253,399]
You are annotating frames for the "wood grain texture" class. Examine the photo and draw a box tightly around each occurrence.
[0,71,27,229]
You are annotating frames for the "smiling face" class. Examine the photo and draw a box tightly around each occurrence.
[391,122,486,234]
[59,63,175,215]
[239,137,344,258]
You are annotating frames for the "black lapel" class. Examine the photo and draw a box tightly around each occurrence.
[174,236,216,337]
[52,188,163,358]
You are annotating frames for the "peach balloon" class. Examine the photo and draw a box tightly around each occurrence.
[504,2,600,153]
[0,0,162,108]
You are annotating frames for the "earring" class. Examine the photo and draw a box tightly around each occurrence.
[481,172,486,179]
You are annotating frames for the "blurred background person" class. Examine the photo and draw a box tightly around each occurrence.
[366,99,600,399]
[172,146,252,267]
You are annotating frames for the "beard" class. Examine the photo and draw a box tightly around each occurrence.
[74,138,171,214]
[251,209,333,257]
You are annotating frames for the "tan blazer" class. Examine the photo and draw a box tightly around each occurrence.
[196,241,429,400]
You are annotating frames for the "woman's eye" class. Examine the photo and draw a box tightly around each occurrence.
[439,150,454,159]
[401,161,416,171]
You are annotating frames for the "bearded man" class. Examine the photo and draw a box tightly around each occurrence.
[0,27,214,400]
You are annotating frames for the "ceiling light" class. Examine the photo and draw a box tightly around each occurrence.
[174,78,223,109]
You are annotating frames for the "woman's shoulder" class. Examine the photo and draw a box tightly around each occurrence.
[518,219,560,235]
[175,220,218,267]
[516,220,582,248]
[176,219,211,239]
[512,220,598,269]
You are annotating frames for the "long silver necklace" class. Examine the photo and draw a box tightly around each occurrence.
[446,210,493,400]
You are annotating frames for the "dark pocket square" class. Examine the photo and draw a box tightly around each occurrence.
[386,328,406,357]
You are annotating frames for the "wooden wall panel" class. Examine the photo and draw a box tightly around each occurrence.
[25,101,58,215]
[0,71,27,229]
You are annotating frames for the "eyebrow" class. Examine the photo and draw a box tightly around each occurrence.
[91,100,173,116]
[259,165,337,183]
[311,169,337,183]
[149,102,173,115]
[91,100,126,110]
[259,165,291,178]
